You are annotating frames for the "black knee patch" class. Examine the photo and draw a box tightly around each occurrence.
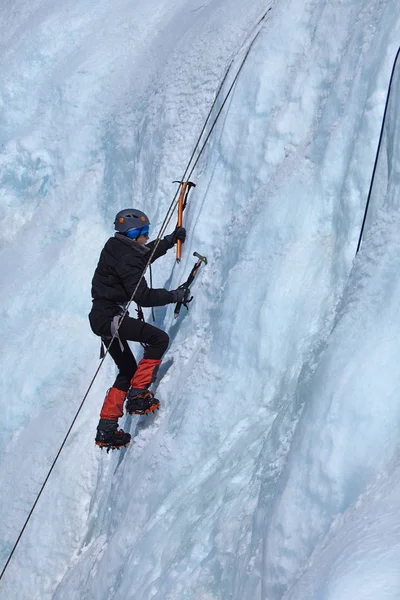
[144,330,169,360]
[158,331,170,354]
[113,374,132,392]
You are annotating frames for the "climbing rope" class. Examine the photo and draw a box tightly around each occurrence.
[356,46,400,254]
[0,10,270,581]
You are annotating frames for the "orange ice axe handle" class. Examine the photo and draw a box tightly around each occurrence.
[173,180,196,262]
[176,182,187,261]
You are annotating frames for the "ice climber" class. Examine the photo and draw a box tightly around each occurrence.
[89,208,188,449]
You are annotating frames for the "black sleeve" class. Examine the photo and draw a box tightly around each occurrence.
[145,238,173,263]
[117,253,175,307]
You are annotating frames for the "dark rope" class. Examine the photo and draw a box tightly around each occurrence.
[187,10,270,180]
[0,388,97,580]
[180,8,271,183]
[0,10,270,582]
[356,46,400,254]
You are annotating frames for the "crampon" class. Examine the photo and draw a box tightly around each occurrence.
[126,390,160,415]
[95,427,131,452]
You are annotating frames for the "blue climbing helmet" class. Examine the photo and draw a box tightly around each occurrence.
[114,208,150,238]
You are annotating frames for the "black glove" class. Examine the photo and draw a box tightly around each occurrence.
[171,286,191,304]
[164,226,186,247]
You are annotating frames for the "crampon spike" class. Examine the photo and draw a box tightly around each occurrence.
[96,440,130,452]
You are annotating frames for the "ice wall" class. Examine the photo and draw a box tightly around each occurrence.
[1,0,400,599]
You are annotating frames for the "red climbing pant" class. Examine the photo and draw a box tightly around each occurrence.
[100,387,127,420]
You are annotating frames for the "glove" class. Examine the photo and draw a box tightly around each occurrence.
[164,226,186,247]
[171,286,191,304]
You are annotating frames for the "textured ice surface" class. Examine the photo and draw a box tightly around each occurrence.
[1,0,400,599]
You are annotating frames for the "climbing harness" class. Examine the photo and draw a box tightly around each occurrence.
[0,9,270,582]
[136,305,145,322]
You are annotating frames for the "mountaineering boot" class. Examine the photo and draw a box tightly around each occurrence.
[125,388,160,415]
[95,418,131,450]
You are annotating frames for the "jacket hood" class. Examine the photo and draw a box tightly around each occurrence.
[114,233,150,256]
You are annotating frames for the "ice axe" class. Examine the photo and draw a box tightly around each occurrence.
[172,180,196,262]
[174,252,208,317]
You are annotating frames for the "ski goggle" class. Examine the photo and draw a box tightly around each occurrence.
[126,225,150,239]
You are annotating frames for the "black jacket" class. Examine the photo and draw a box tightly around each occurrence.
[89,233,175,337]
